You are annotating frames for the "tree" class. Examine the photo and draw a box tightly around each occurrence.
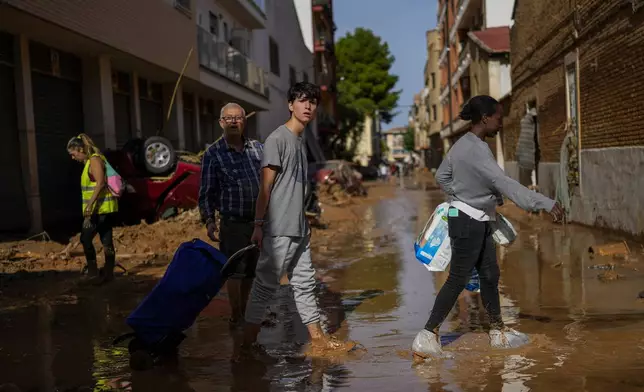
[334,28,401,155]
[403,126,415,152]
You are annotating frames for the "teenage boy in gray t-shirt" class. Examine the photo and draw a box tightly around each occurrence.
[237,82,356,360]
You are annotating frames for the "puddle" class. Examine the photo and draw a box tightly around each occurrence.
[1,188,644,391]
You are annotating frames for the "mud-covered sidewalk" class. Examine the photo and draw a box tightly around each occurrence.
[0,182,396,311]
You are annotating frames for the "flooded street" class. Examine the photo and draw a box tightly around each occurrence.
[2,184,644,391]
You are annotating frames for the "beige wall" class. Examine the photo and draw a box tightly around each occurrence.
[5,0,200,79]
[426,30,442,136]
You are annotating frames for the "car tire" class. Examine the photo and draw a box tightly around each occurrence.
[142,136,176,175]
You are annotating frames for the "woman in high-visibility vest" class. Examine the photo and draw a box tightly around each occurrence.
[67,134,118,284]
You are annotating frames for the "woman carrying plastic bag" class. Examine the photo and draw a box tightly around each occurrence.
[411,95,564,362]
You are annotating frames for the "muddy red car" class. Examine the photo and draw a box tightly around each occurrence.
[104,137,201,224]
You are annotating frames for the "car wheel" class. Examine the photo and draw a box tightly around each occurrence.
[142,136,176,175]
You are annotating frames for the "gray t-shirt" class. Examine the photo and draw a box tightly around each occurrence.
[262,125,308,237]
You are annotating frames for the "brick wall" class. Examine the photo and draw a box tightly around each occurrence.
[6,0,199,78]
[507,0,644,162]
[505,0,573,162]
[577,1,644,149]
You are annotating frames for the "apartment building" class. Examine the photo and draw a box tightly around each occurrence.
[424,29,444,170]
[409,93,429,167]
[0,0,282,233]
[505,0,644,235]
[436,0,513,151]
[382,127,408,162]
[311,0,339,157]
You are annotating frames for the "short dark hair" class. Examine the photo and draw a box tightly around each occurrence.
[287,82,321,104]
[460,95,500,124]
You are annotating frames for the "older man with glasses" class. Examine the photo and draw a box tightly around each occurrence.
[198,102,263,328]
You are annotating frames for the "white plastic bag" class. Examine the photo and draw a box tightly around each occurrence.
[491,213,517,246]
[414,202,451,272]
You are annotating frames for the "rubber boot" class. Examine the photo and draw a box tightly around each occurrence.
[489,327,530,349]
[93,248,115,285]
[411,329,453,363]
[86,260,99,277]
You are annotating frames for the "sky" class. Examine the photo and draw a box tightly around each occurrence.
[333,0,437,130]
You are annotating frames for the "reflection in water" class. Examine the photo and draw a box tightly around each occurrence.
[1,188,644,391]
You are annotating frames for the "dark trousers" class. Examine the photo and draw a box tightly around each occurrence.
[219,216,258,278]
[425,209,504,332]
[80,213,116,275]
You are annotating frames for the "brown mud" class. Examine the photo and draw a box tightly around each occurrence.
[2,177,644,391]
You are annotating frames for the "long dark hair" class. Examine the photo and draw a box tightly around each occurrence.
[459,95,499,124]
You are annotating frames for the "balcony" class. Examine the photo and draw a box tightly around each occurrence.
[216,0,266,29]
[439,45,448,67]
[314,36,334,53]
[316,71,336,92]
[437,4,446,30]
[313,0,332,13]
[450,0,483,44]
[197,27,269,97]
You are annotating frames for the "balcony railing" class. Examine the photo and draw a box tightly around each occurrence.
[197,27,269,97]
[449,0,470,44]
[437,4,446,30]
[439,46,448,67]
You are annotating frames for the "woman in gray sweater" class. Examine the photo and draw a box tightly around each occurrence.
[412,95,564,361]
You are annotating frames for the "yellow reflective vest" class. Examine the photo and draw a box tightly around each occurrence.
[81,154,118,215]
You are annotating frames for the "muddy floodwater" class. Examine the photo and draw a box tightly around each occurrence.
[2,185,644,391]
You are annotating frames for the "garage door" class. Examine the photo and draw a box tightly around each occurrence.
[183,92,195,151]
[112,71,132,148]
[199,98,217,148]
[30,41,84,229]
[139,78,163,139]
[0,31,29,232]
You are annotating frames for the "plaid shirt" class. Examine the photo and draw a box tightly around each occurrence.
[198,137,263,221]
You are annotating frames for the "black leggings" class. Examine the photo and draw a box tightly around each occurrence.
[425,211,504,332]
[80,213,116,274]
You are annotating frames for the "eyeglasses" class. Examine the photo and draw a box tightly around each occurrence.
[221,116,245,123]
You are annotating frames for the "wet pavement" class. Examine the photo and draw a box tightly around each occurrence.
[2,185,644,391]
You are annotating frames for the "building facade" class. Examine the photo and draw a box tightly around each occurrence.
[410,93,429,167]
[436,0,513,149]
[424,29,444,170]
[382,127,407,162]
[253,0,325,163]
[0,0,313,233]
[311,0,339,157]
[505,0,644,235]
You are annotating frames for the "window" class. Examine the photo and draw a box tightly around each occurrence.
[209,12,218,36]
[303,71,309,83]
[269,37,280,76]
[289,66,296,86]
[223,22,229,42]
[431,72,436,89]
[432,105,437,121]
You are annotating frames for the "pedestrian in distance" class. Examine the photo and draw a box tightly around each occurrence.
[198,102,263,328]
[237,82,356,361]
[412,95,565,361]
[67,134,119,285]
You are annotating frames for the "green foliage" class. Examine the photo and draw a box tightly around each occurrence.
[334,28,401,156]
[403,126,415,152]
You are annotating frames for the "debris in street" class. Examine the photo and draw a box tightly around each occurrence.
[589,263,616,270]
[589,241,631,258]
[597,270,622,283]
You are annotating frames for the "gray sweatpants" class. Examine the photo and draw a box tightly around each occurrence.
[245,235,320,326]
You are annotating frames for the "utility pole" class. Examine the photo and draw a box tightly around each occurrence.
[444,6,454,139]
